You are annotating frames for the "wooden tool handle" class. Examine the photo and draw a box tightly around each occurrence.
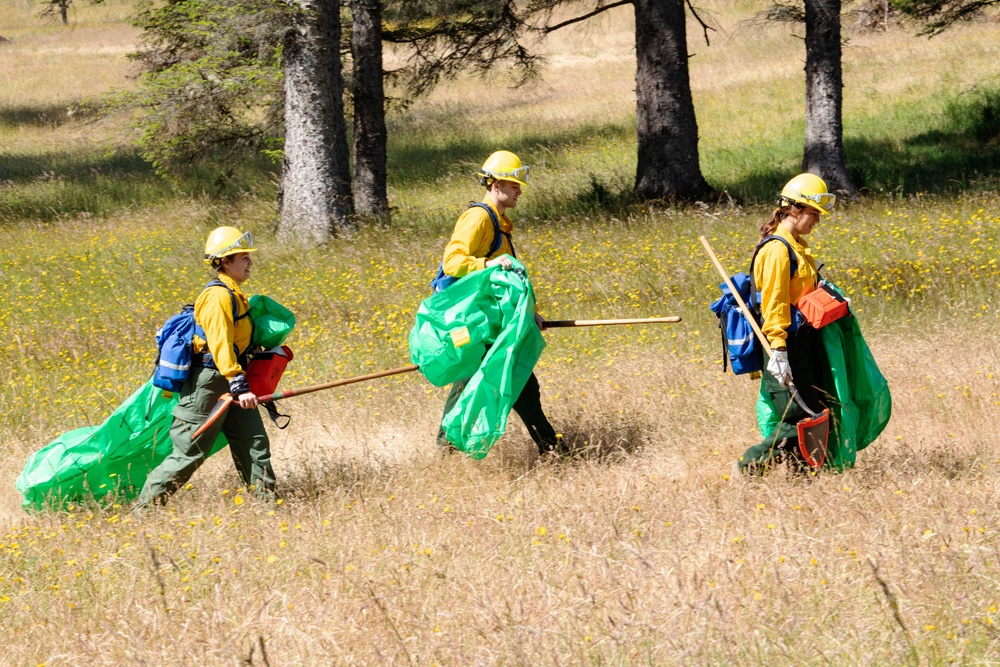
[699,235,819,417]
[192,364,420,440]
[544,316,682,328]
[260,364,419,402]
[698,236,771,355]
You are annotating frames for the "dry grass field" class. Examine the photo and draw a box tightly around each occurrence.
[2,0,1000,664]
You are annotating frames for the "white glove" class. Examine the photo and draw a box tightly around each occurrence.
[766,349,793,387]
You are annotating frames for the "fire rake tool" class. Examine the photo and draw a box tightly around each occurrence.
[192,364,420,440]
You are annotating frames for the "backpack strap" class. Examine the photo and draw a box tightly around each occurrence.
[748,235,798,315]
[468,202,515,259]
[196,279,254,370]
[430,204,514,294]
[204,279,251,324]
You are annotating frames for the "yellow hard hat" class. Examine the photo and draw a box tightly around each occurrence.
[204,226,257,263]
[478,150,530,187]
[779,173,836,216]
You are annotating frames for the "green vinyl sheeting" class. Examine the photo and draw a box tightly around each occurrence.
[756,311,892,470]
[16,380,228,510]
[249,294,296,349]
[16,295,296,511]
[409,259,546,459]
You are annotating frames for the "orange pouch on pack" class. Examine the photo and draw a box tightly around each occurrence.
[796,284,849,329]
[245,345,293,396]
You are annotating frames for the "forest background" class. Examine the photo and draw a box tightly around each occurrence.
[1,0,1000,664]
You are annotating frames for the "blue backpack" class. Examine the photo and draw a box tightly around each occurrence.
[709,236,800,375]
[430,202,513,293]
[153,280,247,392]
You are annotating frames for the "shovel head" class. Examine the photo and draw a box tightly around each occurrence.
[797,408,830,469]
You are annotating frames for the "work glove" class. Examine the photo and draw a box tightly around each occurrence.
[229,374,259,409]
[229,374,251,397]
[766,349,793,387]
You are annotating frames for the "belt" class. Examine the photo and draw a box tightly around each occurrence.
[190,351,216,369]
[191,350,250,371]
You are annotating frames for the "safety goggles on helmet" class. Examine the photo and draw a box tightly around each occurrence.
[784,187,836,212]
[485,164,530,184]
[209,231,254,259]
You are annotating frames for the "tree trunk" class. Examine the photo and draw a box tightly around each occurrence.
[633,0,711,202]
[803,0,855,194]
[351,0,390,222]
[60,0,68,24]
[280,0,353,243]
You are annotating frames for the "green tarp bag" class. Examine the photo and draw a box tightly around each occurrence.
[18,295,296,511]
[755,310,892,470]
[16,379,228,510]
[408,259,546,459]
[249,295,296,349]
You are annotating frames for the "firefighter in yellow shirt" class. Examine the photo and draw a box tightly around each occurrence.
[737,173,837,474]
[436,150,561,456]
[138,226,276,504]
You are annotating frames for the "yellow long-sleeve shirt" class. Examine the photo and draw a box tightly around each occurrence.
[753,225,819,350]
[441,200,514,278]
[192,273,252,380]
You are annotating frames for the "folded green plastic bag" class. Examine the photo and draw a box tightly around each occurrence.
[756,307,892,470]
[16,380,228,510]
[408,259,546,459]
[249,295,296,349]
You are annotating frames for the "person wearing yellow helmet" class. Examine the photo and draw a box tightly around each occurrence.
[736,173,837,474]
[440,150,528,277]
[138,226,277,504]
[436,150,561,456]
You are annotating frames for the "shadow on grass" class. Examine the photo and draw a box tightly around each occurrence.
[6,91,997,224]
[1,148,157,182]
[548,408,653,464]
[388,120,635,178]
[2,119,637,224]
[0,103,76,129]
[0,102,110,129]
[858,442,988,483]
[390,109,986,221]
[844,130,1000,196]
[388,119,639,215]
[0,145,279,223]
[279,457,384,501]
[723,105,1000,204]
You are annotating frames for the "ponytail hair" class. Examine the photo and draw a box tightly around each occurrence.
[760,202,801,240]
[209,256,229,276]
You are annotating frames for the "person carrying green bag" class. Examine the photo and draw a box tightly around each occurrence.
[735,174,891,475]
[432,150,561,456]
[137,226,278,506]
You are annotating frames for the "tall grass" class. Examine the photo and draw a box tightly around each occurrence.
[1,1,1000,664]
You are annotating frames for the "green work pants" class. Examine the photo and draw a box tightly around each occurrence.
[739,327,829,474]
[437,372,558,454]
[138,367,275,504]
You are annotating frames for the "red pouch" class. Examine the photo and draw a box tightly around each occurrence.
[797,283,849,329]
[245,345,293,396]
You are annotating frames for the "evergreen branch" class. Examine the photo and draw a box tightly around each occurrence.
[543,0,632,34]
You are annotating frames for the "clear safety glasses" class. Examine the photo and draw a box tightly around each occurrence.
[490,165,530,183]
[789,187,836,211]
[217,231,254,256]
